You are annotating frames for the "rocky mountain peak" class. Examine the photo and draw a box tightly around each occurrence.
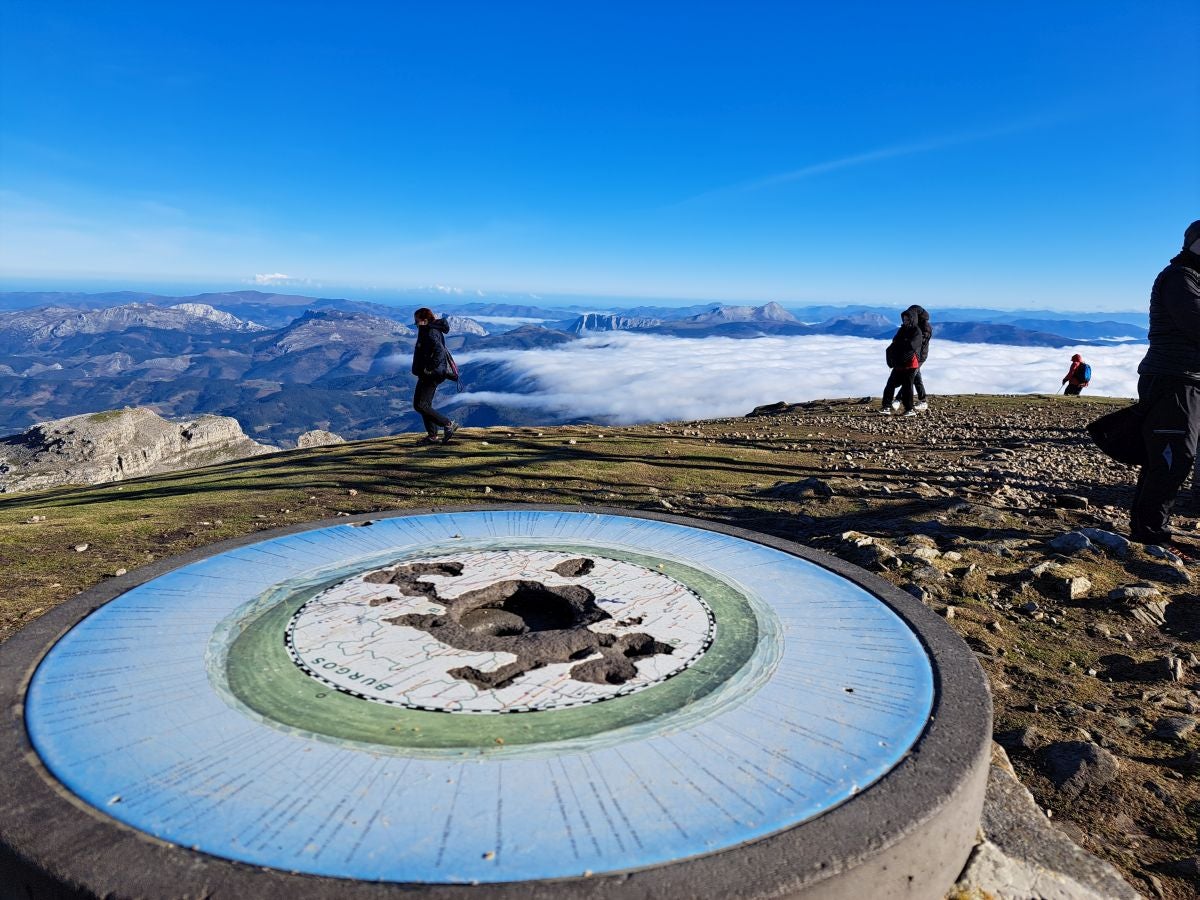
[0,408,276,493]
[566,313,664,333]
[684,302,800,325]
[168,302,263,330]
[0,302,266,342]
[270,310,413,353]
[445,315,488,336]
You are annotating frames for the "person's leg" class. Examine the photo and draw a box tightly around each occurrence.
[413,379,436,435]
[413,377,451,433]
[900,369,916,412]
[882,369,901,409]
[1131,376,1200,544]
[914,369,926,401]
[1065,384,1082,396]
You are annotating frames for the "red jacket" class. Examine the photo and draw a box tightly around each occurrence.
[1064,361,1089,385]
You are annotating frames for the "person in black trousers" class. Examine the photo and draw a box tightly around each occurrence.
[912,305,932,411]
[411,307,459,444]
[880,307,924,416]
[1129,220,1200,554]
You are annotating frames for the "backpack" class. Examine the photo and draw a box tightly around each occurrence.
[445,351,463,393]
[1080,363,1092,383]
[885,342,917,369]
[1087,403,1145,465]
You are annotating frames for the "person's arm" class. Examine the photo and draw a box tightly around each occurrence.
[427,330,449,373]
[1163,267,1200,335]
[907,326,922,365]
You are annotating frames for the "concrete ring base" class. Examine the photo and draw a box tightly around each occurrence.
[0,505,992,900]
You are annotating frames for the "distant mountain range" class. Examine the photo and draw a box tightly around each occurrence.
[0,289,1150,442]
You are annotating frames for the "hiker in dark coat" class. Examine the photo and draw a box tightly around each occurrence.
[1062,354,1090,395]
[880,307,924,416]
[912,305,932,411]
[1128,220,1200,553]
[411,307,460,444]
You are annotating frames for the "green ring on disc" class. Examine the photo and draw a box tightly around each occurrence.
[213,543,771,754]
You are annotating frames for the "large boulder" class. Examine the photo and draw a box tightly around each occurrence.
[0,408,276,493]
[954,744,1141,899]
[296,429,346,449]
[1039,741,1120,801]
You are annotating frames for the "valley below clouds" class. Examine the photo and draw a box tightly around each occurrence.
[453,332,1147,424]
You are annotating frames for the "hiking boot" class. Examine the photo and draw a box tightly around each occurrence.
[914,401,929,411]
[877,407,894,415]
[1136,531,1200,564]
[1153,542,1199,566]
[442,421,460,444]
[418,433,440,445]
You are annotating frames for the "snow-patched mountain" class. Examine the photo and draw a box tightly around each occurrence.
[168,303,262,330]
[0,302,265,341]
[445,315,488,336]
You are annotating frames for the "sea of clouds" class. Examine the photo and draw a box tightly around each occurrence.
[451,332,1147,424]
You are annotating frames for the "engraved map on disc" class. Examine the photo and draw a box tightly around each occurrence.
[286,549,715,713]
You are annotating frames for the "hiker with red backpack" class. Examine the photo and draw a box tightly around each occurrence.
[879,306,924,417]
[1062,354,1091,395]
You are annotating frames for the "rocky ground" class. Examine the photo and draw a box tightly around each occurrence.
[0,393,1196,898]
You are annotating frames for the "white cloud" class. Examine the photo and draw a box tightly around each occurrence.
[249,273,321,288]
[253,272,294,286]
[452,333,1144,424]
[469,315,554,327]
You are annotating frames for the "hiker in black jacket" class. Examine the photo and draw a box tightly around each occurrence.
[1128,220,1200,554]
[880,307,924,416]
[411,307,460,444]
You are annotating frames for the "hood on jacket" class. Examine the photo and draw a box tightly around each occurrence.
[1171,249,1200,271]
[419,318,450,334]
[1184,219,1200,253]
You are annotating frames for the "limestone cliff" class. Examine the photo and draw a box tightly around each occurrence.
[0,408,276,493]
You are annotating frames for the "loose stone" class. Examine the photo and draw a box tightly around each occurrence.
[1151,716,1198,742]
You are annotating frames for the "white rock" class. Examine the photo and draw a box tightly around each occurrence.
[0,408,276,494]
[1049,532,1093,554]
[296,429,345,449]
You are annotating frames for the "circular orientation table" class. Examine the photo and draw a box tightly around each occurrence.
[0,506,991,900]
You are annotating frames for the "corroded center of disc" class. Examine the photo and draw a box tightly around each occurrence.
[286,549,715,713]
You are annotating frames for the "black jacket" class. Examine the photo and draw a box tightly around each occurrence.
[886,309,923,369]
[1137,250,1200,383]
[904,304,933,363]
[411,319,451,378]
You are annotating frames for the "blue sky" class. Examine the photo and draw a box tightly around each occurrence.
[1,1,1197,309]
